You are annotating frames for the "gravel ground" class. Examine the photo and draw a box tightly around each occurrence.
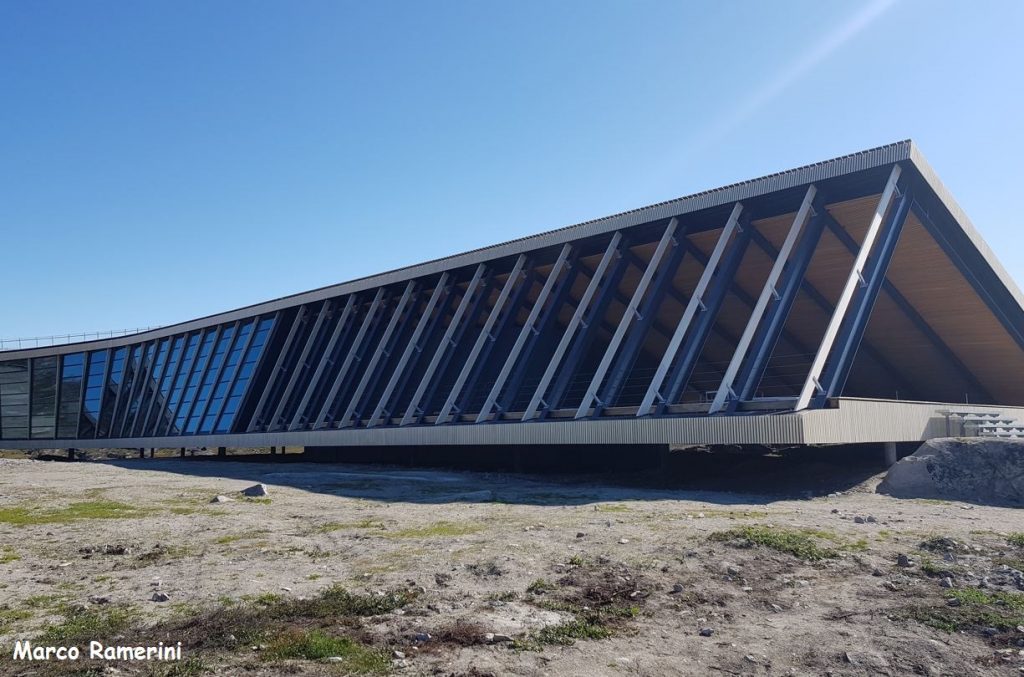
[0,454,1022,676]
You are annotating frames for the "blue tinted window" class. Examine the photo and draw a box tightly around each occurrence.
[80,350,108,438]
[186,326,234,433]
[163,333,202,435]
[175,329,219,433]
[200,321,253,433]
[57,353,84,438]
[216,316,275,433]
[145,336,183,436]
[98,347,127,438]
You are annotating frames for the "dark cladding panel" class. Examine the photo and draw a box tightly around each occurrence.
[56,353,85,438]
[0,359,29,440]
[30,356,59,438]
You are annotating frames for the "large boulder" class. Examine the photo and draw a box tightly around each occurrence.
[877,437,1024,506]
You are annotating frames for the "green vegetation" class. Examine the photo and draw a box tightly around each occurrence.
[315,519,387,533]
[385,521,482,539]
[0,547,19,564]
[0,500,156,526]
[0,606,31,631]
[263,628,389,672]
[903,587,1024,633]
[526,578,554,595]
[708,525,839,561]
[594,503,631,513]
[1007,533,1024,548]
[39,605,135,644]
[515,619,613,650]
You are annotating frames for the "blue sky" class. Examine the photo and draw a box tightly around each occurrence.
[1,0,1022,339]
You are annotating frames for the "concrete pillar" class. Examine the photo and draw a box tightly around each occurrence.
[180,447,186,458]
[271,446,276,455]
[149,448,155,458]
[139,447,145,459]
[217,447,227,457]
[280,446,286,455]
[883,442,898,467]
[67,448,76,461]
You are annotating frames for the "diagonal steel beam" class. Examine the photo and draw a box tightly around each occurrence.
[246,308,307,432]
[436,255,527,425]
[639,204,743,416]
[339,281,417,428]
[709,185,817,413]
[288,296,356,430]
[577,218,681,419]
[823,207,992,402]
[313,288,385,428]
[267,301,332,430]
[477,245,572,423]
[367,274,450,427]
[523,233,624,421]
[796,164,902,410]
[401,264,486,426]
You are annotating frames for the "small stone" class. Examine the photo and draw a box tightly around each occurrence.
[854,516,866,524]
[872,568,885,577]
[770,603,783,613]
[151,592,170,602]
[211,495,234,503]
[982,627,1000,637]
[831,508,840,514]
[1016,625,1024,633]
[88,595,111,605]
[699,627,714,637]
[618,538,629,544]
[866,515,877,523]
[576,532,586,539]
[897,554,913,567]
[487,633,512,643]
[434,573,451,587]
[671,583,684,594]
[940,577,954,588]
[392,650,405,659]
[242,483,269,497]
[414,632,431,642]
[883,581,899,591]
[326,656,345,663]
[947,597,962,607]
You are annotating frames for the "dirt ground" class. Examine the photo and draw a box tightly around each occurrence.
[0,450,1023,676]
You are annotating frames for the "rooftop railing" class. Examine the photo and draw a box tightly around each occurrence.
[0,327,163,351]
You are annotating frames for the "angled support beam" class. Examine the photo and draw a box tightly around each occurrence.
[117,343,149,438]
[822,209,988,402]
[813,182,913,404]
[577,218,682,419]
[657,212,755,414]
[161,335,201,436]
[599,231,689,413]
[523,233,625,421]
[496,247,583,417]
[247,308,308,432]
[288,297,356,430]
[731,195,828,407]
[710,185,818,413]
[268,300,332,430]
[368,274,450,427]
[454,260,535,419]
[401,264,486,426]
[477,245,572,423]
[436,255,528,425]
[313,288,385,428]
[140,336,179,437]
[339,281,417,427]
[639,204,744,416]
[797,164,903,410]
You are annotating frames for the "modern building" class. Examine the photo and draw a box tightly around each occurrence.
[3,140,1024,456]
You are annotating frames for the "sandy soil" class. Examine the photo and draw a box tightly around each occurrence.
[0,454,1022,676]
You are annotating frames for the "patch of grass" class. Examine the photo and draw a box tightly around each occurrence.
[263,629,389,671]
[315,519,386,533]
[902,587,1024,634]
[307,573,322,581]
[594,503,631,513]
[526,578,554,595]
[487,590,518,602]
[688,509,770,519]
[1007,533,1024,548]
[386,521,482,539]
[24,594,65,609]
[151,657,208,677]
[0,547,19,564]
[0,606,31,631]
[133,543,194,567]
[568,555,585,566]
[514,619,613,650]
[214,530,268,546]
[39,604,135,644]
[708,525,839,561]
[0,501,156,526]
[240,497,272,505]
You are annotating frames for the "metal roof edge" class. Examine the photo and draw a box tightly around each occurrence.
[2,140,914,359]
[905,142,1024,314]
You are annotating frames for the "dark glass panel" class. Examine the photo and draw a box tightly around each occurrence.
[110,345,142,437]
[216,316,275,433]
[162,333,202,436]
[97,347,127,438]
[79,350,108,439]
[174,329,218,434]
[30,356,59,439]
[186,325,235,434]
[0,360,30,440]
[57,353,85,438]
[199,321,253,433]
[143,336,183,436]
[123,342,156,436]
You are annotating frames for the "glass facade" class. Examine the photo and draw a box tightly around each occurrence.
[0,314,274,441]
